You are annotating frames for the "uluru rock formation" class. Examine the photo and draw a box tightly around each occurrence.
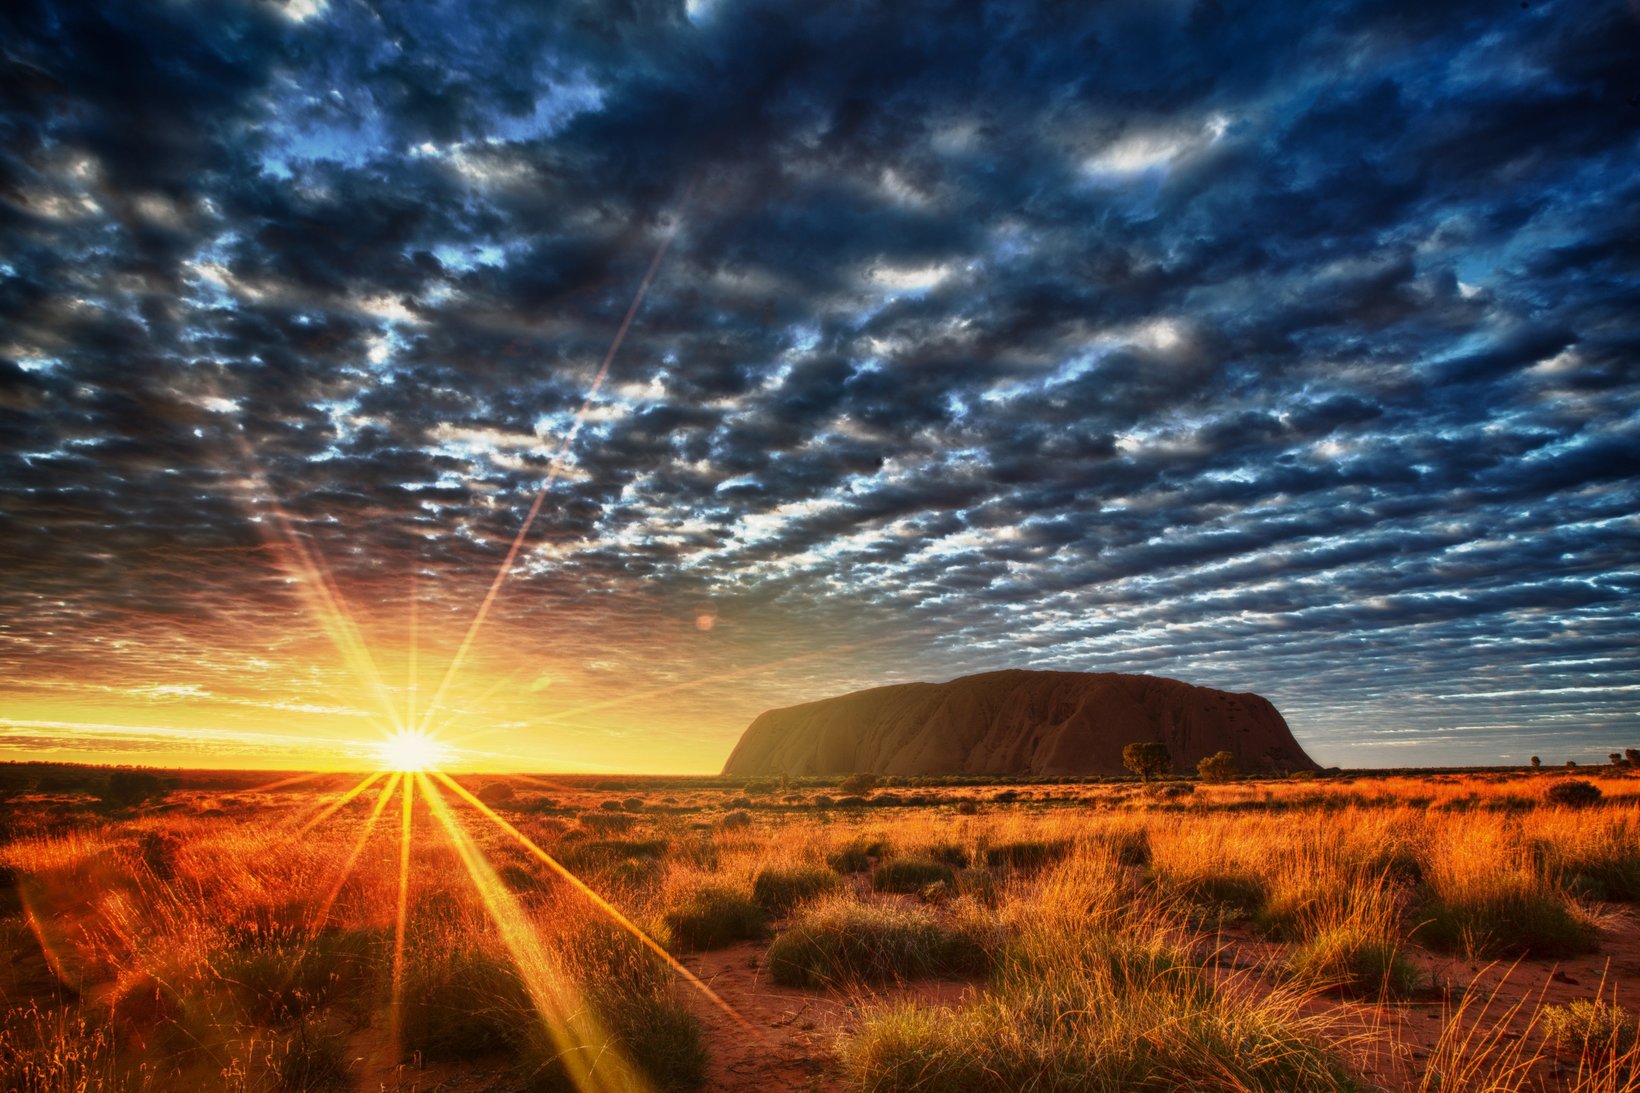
[721,669,1317,777]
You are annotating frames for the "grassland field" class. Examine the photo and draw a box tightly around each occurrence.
[3,764,1640,1092]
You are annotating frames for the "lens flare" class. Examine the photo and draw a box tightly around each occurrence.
[376,729,447,771]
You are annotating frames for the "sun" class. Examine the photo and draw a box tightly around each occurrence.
[376,729,447,772]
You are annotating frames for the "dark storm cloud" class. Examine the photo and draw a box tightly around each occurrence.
[2,0,1637,765]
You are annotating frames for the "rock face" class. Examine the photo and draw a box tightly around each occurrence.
[721,669,1317,777]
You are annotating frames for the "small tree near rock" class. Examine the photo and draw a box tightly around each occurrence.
[1122,742,1172,783]
[1626,748,1640,766]
[1196,750,1237,783]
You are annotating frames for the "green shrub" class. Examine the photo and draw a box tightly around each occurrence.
[557,922,707,1090]
[661,885,767,951]
[874,858,957,894]
[1536,833,1640,902]
[752,867,843,914]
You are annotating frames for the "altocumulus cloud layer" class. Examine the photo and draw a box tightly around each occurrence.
[0,0,1636,769]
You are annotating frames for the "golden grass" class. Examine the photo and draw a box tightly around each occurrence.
[1,769,1638,1091]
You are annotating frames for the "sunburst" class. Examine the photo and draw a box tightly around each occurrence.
[374,728,447,772]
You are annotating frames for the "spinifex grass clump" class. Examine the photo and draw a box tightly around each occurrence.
[213,925,383,1024]
[751,866,842,915]
[1531,811,1640,902]
[873,857,958,893]
[766,896,999,988]
[1145,819,1271,916]
[1542,1000,1637,1056]
[540,918,707,1090]
[843,910,1361,1092]
[828,837,892,874]
[1285,924,1421,999]
[399,938,533,1061]
[982,839,1073,871]
[660,883,766,950]
[1415,818,1599,958]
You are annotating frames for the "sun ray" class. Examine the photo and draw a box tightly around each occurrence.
[387,770,415,1063]
[310,771,401,931]
[255,496,407,735]
[407,562,419,732]
[430,770,754,1033]
[291,769,385,837]
[415,198,691,738]
[209,398,409,737]
[241,769,336,795]
[416,772,654,1093]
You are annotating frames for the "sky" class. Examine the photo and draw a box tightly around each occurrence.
[0,0,1636,773]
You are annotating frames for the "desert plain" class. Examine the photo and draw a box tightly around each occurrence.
[4,763,1640,1093]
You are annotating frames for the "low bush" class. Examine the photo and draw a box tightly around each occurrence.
[1089,828,1151,868]
[1162,870,1268,915]
[578,812,636,834]
[1546,779,1603,808]
[217,927,382,1024]
[717,809,752,830]
[266,1026,351,1091]
[477,782,515,805]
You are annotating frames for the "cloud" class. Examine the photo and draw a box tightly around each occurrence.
[0,0,1636,769]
